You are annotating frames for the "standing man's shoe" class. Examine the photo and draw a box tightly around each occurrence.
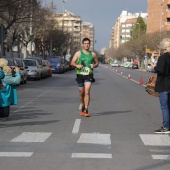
[154,127,170,134]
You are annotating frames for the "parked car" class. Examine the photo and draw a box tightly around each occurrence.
[132,64,138,69]
[42,60,48,78]
[44,60,52,77]
[26,57,45,78]
[3,57,18,67]
[64,60,70,72]
[146,64,153,72]
[47,56,65,73]
[23,59,41,80]
[15,58,28,84]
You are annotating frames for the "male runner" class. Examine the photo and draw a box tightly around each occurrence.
[70,38,99,117]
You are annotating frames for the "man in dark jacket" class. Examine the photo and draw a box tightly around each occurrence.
[151,38,170,133]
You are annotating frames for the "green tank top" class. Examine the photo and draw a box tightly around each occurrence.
[76,50,94,75]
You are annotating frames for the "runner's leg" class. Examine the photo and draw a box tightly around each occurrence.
[78,86,85,107]
[84,81,92,109]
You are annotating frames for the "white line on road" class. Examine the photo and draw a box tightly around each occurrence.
[77,133,111,145]
[11,132,52,142]
[72,153,112,158]
[139,134,170,146]
[0,152,33,157]
[152,155,170,160]
[72,119,81,134]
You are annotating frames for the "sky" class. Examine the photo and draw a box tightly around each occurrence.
[42,0,148,52]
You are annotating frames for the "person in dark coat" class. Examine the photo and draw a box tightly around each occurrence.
[151,38,170,133]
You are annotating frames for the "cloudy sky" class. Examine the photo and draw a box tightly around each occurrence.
[43,0,147,51]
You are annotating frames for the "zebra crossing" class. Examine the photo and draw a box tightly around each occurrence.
[0,131,170,159]
[140,134,170,160]
[72,132,112,159]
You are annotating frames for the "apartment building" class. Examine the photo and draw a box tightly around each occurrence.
[110,11,147,48]
[147,0,170,33]
[55,10,82,56]
[81,22,95,51]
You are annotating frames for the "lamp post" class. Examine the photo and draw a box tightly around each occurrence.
[62,0,69,59]
[28,0,33,57]
[158,2,163,56]
[158,3,163,37]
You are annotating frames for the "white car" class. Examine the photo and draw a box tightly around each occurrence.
[23,59,41,80]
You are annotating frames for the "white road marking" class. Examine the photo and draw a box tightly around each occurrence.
[11,132,52,142]
[77,133,111,145]
[152,155,170,160]
[0,152,33,157]
[139,134,170,146]
[72,119,81,134]
[101,65,146,87]
[149,149,170,153]
[72,153,112,158]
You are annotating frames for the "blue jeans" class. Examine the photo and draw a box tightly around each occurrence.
[159,91,170,129]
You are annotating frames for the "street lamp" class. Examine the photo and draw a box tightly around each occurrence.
[158,2,163,55]
[158,3,163,37]
[62,0,69,59]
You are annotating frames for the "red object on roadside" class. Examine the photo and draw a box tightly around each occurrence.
[139,77,143,85]
[128,74,131,79]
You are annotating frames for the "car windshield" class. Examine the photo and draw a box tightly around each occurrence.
[16,60,22,67]
[28,57,42,65]
[6,59,14,66]
[23,60,36,66]
[48,58,61,63]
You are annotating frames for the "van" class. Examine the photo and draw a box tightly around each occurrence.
[47,56,65,73]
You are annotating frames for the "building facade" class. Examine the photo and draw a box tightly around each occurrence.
[147,0,170,33]
[110,11,147,48]
[55,10,82,57]
[81,22,95,51]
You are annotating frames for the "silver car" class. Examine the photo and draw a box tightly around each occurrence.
[23,59,41,80]
[15,58,28,84]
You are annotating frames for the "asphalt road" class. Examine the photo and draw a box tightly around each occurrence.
[0,65,170,170]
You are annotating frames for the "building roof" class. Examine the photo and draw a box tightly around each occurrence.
[124,18,137,24]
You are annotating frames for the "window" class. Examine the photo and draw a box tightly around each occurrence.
[167,18,170,24]
[167,4,170,11]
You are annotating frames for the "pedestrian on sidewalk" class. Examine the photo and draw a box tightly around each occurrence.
[70,38,99,117]
[151,38,170,133]
[0,58,20,117]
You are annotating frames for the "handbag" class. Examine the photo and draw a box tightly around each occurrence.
[145,75,158,97]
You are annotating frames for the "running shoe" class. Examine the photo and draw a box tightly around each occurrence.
[80,105,85,116]
[84,108,90,117]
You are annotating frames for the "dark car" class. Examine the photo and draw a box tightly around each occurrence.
[15,58,28,84]
[132,64,138,69]
[2,57,18,67]
[47,56,65,73]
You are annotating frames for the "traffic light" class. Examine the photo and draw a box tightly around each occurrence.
[146,53,151,59]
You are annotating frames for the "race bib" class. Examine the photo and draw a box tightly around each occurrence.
[79,67,91,75]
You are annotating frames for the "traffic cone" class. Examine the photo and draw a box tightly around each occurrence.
[121,72,123,75]
[128,74,131,79]
[139,77,143,85]
[116,70,118,73]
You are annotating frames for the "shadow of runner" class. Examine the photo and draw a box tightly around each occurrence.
[92,110,133,116]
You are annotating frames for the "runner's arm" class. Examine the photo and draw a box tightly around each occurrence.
[70,51,83,69]
[91,52,99,68]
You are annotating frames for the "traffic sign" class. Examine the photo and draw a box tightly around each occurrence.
[146,49,150,53]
